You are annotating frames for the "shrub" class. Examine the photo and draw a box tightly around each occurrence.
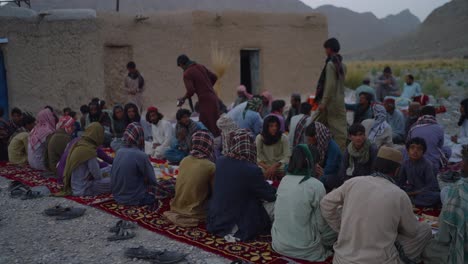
[371,68,378,76]
[422,77,444,96]
[437,87,451,98]
[345,68,366,90]
[457,80,465,87]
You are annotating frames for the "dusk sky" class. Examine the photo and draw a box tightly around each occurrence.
[301,0,451,21]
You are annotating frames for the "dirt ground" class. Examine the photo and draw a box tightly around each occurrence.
[0,177,230,264]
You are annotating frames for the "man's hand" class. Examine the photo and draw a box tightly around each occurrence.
[265,166,276,180]
[177,98,185,107]
[316,164,324,177]
[451,135,458,144]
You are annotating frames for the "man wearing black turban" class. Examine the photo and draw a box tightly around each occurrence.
[314,38,347,150]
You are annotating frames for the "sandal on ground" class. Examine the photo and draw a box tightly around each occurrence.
[54,208,86,220]
[44,205,69,216]
[8,181,25,191]
[21,190,44,200]
[10,185,30,198]
[107,228,136,241]
[124,246,188,263]
[109,220,137,233]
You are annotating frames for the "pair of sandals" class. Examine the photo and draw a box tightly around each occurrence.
[44,205,86,220]
[107,220,137,241]
[124,246,188,264]
[9,181,45,200]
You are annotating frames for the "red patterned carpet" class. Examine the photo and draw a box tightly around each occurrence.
[0,162,332,264]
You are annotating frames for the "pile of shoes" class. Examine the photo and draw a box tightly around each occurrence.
[124,246,188,264]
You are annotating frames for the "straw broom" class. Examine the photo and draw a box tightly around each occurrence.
[211,42,233,97]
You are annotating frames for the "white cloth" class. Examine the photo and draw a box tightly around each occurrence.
[144,119,174,159]
[445,119,468,163]
[362,119,393,149]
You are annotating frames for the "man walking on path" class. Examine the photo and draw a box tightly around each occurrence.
[177,55,221,137]
[314,38,347,150]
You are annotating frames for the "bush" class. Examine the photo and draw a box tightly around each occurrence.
[393,67,402,77]
[457,80,465,87]
[345,68,366,90]
[437,87,451,98]
[422,77,444,96]
[371,68,378,76]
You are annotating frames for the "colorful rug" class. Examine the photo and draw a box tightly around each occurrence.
[0,163,332,264]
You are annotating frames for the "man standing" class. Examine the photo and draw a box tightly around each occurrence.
[177,55,220,137]
[285,93,301,132]
[315,38,347,150]
[321,146,432,264]
[384,97,406,144]
[376,66,399,102]
[124,61,145,113]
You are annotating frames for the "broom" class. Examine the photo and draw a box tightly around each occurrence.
[211,42,233,98]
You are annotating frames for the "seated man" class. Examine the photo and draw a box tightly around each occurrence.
[408,106,451,174]
[399,137,440,207]
[362,104,393,148]
[436,146,468,263]
[375,66,399,102]
[354,78,376,103]
[112,122,156,205]
[265,100,286,132]
[330,123,377,189]
[8,113,36,165]
[272,144,336,262]
[165,109,206,163]
[399,74,422,108]
[405,102,421,136]
[256,116,291,180]
[28,108,57,170]
[227,96,263,137]
[47,116,75,174]
[145,106,173,159]
[61,123,111,196]
[288,102,313,150]
[321,146,432,264]
[305,122,342,191]
[207,129,276,241]
[164,130,216,227]
[216,114,238,156]
[345,92,373,125]
[384,97,406,144]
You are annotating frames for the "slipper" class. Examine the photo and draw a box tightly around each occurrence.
[55,208,86,220]
[44,205,69,216]
[21,190,44,200]
[10,185,30,198]
[107,228,136,241]
[109,220,137,233]
[8,180,25,191]
[124,247,188,263]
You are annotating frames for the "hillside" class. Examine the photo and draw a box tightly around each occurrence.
[352,0,468,60]
[315,5,420,54]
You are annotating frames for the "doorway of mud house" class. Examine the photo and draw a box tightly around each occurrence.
[240,49,260,94]
[104,45,133,106]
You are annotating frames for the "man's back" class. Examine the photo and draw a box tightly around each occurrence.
[321,176,418,264]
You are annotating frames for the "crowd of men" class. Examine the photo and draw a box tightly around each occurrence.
[0,37,467,264]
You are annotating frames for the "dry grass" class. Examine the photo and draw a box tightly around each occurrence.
[347,59,468,74]
[345,67,367,89]
[211,42,233,97]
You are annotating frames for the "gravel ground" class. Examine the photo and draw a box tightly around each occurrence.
[0,177,230,264]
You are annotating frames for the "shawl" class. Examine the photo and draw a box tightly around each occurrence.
[314,122,332,166]
[243,97,263,119]
[190,130,214,161]
[261,91,273,108]
[289,144,316,184]
[346,140,371,176]
[438,178,468,264]
[237,85,253,100]
[58,122,104,196]
[226,129,257,164]
[315,54,345,102]
[216,114,238,155]
[368,104,390,142]
[56,116,75,134]
[175,119,199,151]
[123,122,145,150]
[409,115,438,133]
[293,115,309,147]
[29,109,56,151]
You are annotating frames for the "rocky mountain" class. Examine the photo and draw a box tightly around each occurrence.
[315,5,421,54]
[352,0,468,60]
[6,0,421,54]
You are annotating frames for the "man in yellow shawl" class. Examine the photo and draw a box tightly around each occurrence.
[61,122,111,196]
